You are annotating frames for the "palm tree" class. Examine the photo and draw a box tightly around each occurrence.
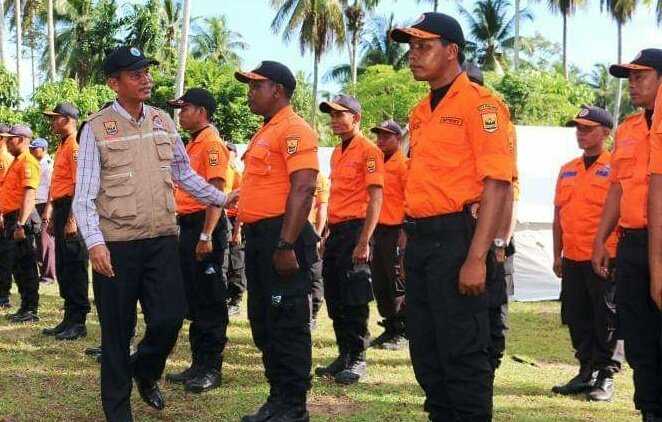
[47,0,55,79]
[341,0,379,87]
[126,0,165,59]
[545,0,584,79]
[191,15,248,65]
[458,0,532,74]
[174,0,190,106]
[14,0,22,101]
[162,0,182,66]
[271,0,346,127]
[600,0,638,122]
[0,0,5,67]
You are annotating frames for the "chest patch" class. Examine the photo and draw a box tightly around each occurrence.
[152,115,166,132]
[561,171,577,179]
[103,121,118,136]
[596,166,610,177]
[440,116,463,126]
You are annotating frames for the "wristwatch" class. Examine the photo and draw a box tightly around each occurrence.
[16,222,24,229]
[275,239,295,250]
[493,238,507,249]
[199,232,211,242]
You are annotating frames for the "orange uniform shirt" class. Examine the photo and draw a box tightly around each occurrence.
[0,150,40,214]
[239,106,319,224]
[328,134,385,225]
[175,126,229,215]
[309,172,330,225]
[0,147,13,184]
[49,134,79,201]
[226,167,242,218]
[650,84,662,175]
[554,151,618,261]
[379,149,407,226]
[610,112,651,229]
[406,72,515,218]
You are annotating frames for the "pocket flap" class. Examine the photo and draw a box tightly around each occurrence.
[106,140,129,150]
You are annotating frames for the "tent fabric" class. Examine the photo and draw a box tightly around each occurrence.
[233,125,579,302]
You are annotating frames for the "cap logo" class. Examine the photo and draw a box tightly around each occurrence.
[412,14,426,26]
[578,108,590,118]
[130,48,142,57]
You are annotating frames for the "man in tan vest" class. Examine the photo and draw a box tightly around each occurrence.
[72,47,235,422]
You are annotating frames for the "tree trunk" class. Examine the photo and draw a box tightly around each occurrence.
[14,0,21,105]
[30,33,34,92]
[562,13,568,79]
[434,0,439,11]
[0,0,5,67]
[174,0,191,124]
[47,0,56,80]
[514,0,520,69]
[351,31,358,87]
[312,54,319,129]
[614,22,623,124]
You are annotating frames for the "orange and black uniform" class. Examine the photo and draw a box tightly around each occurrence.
[323,133,384,360]
[239,105,319,406]
[0,146,14,303]
[175,125,229,373]
[0,150,41,313]
[404,72,514,421]
[369,148,407,337]
[309,173,330,319]
[50,132,91,326]
[554,151,622,378]
[613,101,662,414]
[222,164,246,307]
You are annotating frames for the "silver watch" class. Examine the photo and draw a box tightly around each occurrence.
[199,233,211,242]
[493,238,507,249]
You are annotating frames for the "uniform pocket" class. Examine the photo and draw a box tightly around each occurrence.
[269,294,311,328]
[101,140,132,168]
[245,147,271,175]
[586,179,609,205]
[449,310,489,358]
[154,135,174,161]
[101,173,137,219]
[163,172,175,212]
[342,267,374,305]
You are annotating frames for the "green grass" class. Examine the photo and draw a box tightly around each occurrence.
[0,284,640,421]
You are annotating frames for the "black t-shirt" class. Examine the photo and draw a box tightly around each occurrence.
[430,84,452,110]
[645,109,654,129]
[583,154,600,170]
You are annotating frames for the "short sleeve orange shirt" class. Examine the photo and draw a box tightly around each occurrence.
[406,72,515,218]
[226,167,242,218]
[49,134,79,201]
[379,149,407,226]
[610,112,650,229]
[309,172,330,224]
[554,151,618,261]
[650,84,662,175]
[328,134,384,225]
[239,106,319,224]
[0,147,14,184]
[0,150,40,214]
[176,126,229,216]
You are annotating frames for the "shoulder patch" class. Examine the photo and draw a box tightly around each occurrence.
[479,105,498,133]
[286,136,300,155]
[103,120,118,136]
[366,157,377,173]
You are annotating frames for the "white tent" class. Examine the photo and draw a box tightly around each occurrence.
[236,125,581,302]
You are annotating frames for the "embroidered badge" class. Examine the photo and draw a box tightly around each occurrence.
[440,116,464,126]
[578,108,589,117]
[367,157,376,173]
[286,137,299,155]
[130,47,142,57]
[209,150,219,166]
[596,165,610,177]
[560,171,578,179]
[481,112,498,133]
[152,115,166,131]
[103,120,118,136]
[73,150,78,162]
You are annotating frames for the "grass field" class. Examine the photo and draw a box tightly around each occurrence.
[0,283,641,422]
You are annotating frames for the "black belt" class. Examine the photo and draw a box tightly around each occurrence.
[621,228,648,241]
[404,211,469,237]
[52,196,73,207]
[177,210,206,226]
[328,219,363,232]
[243,215,284,237]
[376,223,402,231]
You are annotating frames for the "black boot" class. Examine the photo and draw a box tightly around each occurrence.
[10,310,39,323]
[335,353,367,385]
[370,319,395,348]
[315,352,349,378]
[55,324,87,341]
[270,401,309,422]
[586,370,614,402]
[551,366,596,395]
[42,319,70,336]
[166,365,200,384]
[241,391,283,422]
[185,368,222,393]
[0,297,11,309]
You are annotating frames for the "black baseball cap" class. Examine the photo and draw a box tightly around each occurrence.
[235,61,297,96]
[226,143,237,153]
[43,102,79,120]
[610,49,662,78]
[370,119,403,136]
[391,13,465,47]
[319,94,362,114]
[566,105,614,130]
[168,88,217,117]
[103,46,159,76]
[463,62,484,86]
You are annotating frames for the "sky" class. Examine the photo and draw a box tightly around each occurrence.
[4,0,662,100]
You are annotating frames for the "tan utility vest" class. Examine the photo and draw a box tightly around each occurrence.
[88,104,178,242]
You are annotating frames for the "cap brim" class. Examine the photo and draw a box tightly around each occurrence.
[0,132,13,137]
[166,99,185,108]
[566,118,601,128]
[609,63,654,78]
[370,127,398,135]
[234,71,268,84]
[42,111,62,117]
[319,101,351,114]
[390,27,440,43]
[125,58,159,72]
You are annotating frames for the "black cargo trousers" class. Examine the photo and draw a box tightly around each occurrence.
[616,229,662,415]
[405,211,494,422]
[322,219,374,358]
[244,216,318,406]
[53,196,90,325]
[487,240,516,370]
[223,215,246,305]
[178,210,229,372]
[0,212,39,312]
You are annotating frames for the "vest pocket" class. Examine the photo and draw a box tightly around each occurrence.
[102,140,131,168]
[154,136,174,161]
[163,173,176,212]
